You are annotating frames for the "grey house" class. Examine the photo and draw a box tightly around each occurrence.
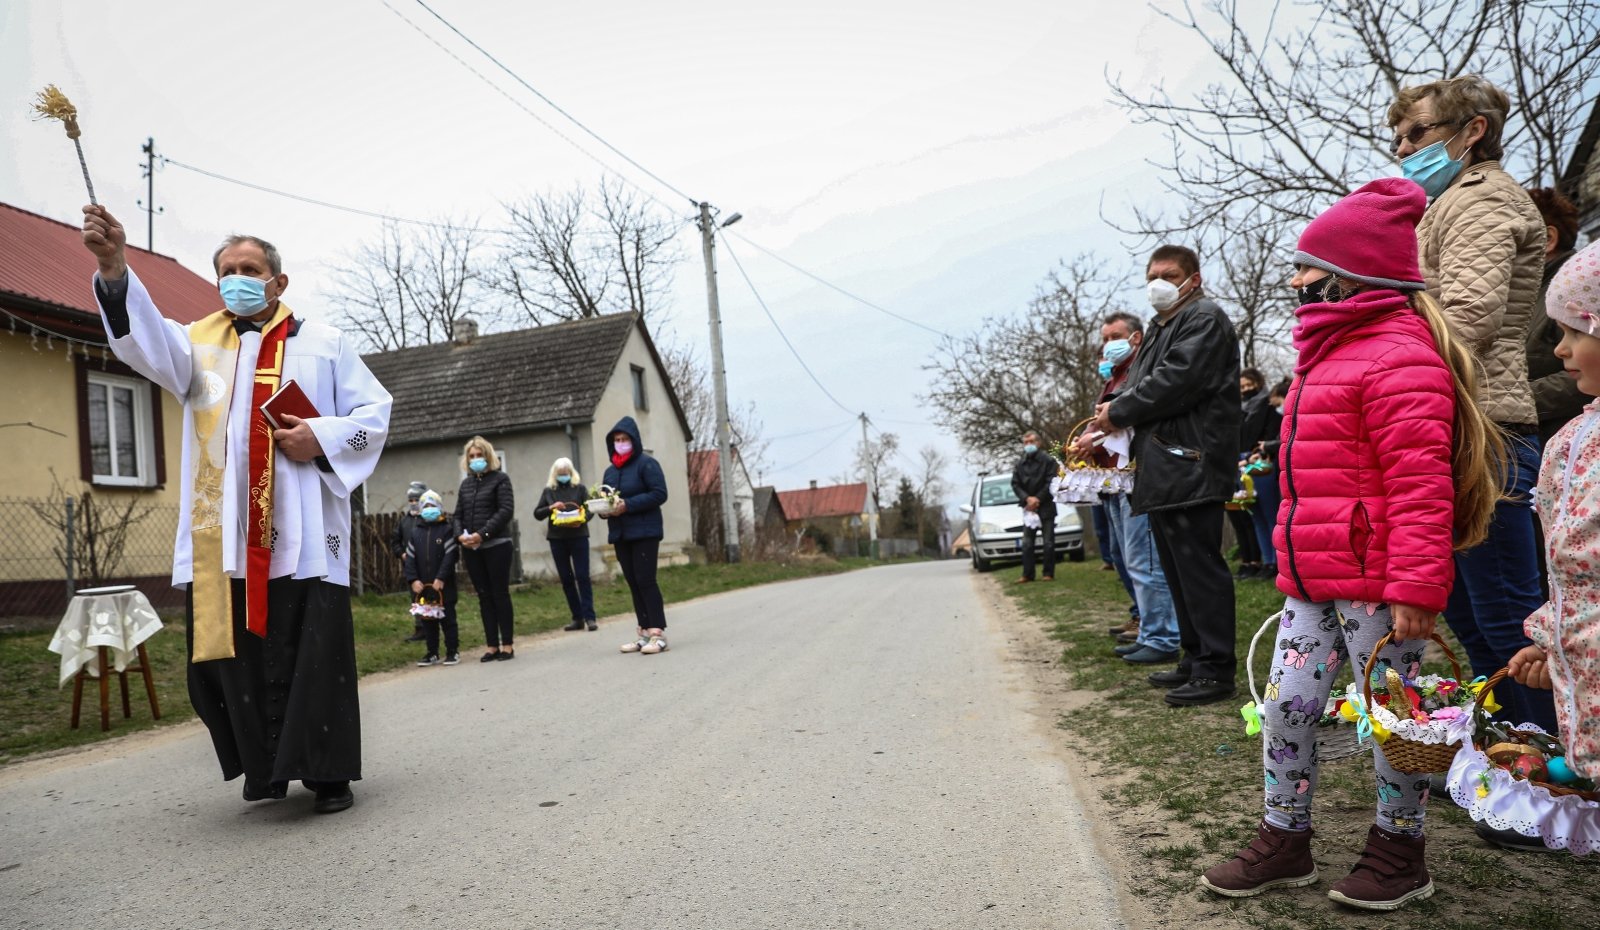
[362,314,694,579]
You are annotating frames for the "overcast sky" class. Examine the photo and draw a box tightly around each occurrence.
[3,1,1235,504]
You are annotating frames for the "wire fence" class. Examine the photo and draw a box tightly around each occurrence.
[0,495,184,622]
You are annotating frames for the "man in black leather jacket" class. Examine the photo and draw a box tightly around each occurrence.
[1010,431,1060,582]
[1087,244,1241,708]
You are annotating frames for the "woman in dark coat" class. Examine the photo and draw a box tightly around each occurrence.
[600,417,671,655]
[456,435,517,661]
[533,456,597,632]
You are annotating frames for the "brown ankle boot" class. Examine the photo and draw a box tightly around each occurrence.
[1198,821,1317,897]
[1327,824,1433,910]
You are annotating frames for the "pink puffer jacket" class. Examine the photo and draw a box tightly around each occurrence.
[1273,290,1457,612]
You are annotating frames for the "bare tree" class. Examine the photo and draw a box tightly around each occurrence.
[854,429,900,512]
[329,220,494,352]
[497,179,683,324]
[1107,0,1600,240]
[1204,206,1299,376]
[28,470,154,586]
[923,255,1133,468]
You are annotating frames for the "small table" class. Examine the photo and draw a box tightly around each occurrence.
[47,585,164,731]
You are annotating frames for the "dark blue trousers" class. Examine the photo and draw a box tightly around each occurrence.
[549,537,595,621]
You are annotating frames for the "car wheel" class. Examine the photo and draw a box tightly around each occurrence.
[972,551,993,572]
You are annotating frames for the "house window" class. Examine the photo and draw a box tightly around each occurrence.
[631,365,649,411]
[85,372,154,486]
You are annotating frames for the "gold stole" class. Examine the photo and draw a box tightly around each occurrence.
[187,304,294,662]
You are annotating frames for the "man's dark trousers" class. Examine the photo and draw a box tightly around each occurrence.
[1147,502,1235,681]
[1020,504,1057,580]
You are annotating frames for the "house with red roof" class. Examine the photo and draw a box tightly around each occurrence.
[775,480,878,556]
[0,202,220,615]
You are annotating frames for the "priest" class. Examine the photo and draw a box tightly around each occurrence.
[81,205,391,814]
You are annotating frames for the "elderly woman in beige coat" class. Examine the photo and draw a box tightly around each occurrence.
[1387,75,1557,746]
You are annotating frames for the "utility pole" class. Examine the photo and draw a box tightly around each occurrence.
[137,137,163,251]
[859,412,880,559]
[698,202,741,563]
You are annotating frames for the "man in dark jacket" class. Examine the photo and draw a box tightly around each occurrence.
[601,416,673,654]
[1089,244,1241,707]
[1010,431,1059,582]
[390,481,429,642]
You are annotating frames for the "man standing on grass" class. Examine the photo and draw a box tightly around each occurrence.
[1011,430,1059,583]
[1084,245,1240,707]
[81,205,391,813]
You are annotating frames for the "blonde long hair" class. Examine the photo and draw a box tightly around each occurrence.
[546,457,580,489]
[460,435,501,473]
[1411,290,1506,550]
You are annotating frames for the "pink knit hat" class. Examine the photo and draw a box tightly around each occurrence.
[1292,178,1428,291]
[1547,240,1600,337]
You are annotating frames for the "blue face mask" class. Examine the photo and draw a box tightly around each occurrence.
[1097,360,1115,379]
[219,274,271,315]
[469,458,488,473]
[420,506,442,521]
[556,474,571,484]
[1023,444,1038,455]
[1103,338,1133,365]
[1400,130,1465,199]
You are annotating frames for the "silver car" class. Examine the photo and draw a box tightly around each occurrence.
[959,473,1084,572]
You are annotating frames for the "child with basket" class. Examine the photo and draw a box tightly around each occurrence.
[1199,179,1503,910]
[404,491,461,667]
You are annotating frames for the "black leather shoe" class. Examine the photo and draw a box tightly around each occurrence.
[1114,642,1144,656]
[312,782,354,814]
[1475,821,1557,853]
[1148,667,1191,688]
[1165,678,1237,707]
[563,620,585,631]
[242,779,287,802]
[495,649,515,660]
[585,619,598,631]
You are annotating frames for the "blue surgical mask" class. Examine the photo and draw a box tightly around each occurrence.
[469,458,488,473]
[1103,338,1133,365]
[219,274,271,315]
[420,506,442,521]
[556,474,571,484]
[1400,130,1465,200]
[1023,444,1038,455]
[1097,360,1115,379]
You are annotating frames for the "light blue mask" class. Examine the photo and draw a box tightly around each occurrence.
[1097,360,1115,379]
[1103,338,1133,365]
[219,274,271,315]
[1023,444,1038,455]
[420,507,442,521]
[469,458,488,473]
[1400,130,1465,200]
[556,474,571,484]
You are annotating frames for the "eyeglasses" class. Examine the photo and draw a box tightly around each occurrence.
[1390,119,1458,154]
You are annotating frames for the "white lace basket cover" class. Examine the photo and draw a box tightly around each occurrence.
[1052,468,1135,505]
[1445,725,1600,856]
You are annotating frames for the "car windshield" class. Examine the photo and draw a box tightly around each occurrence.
[979,478,1018,507]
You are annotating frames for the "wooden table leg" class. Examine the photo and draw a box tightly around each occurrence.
[70,667,85,729]
[137,643,161,720]
[97,646,111,732]
[119,665,132,718]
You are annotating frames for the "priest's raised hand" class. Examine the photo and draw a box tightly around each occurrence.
[80,204,127,279]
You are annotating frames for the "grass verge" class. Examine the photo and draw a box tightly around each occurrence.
[1003,560,1596,930]
[1,556,867,765]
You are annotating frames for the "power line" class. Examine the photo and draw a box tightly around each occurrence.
[726,232,951,338]
[405,0,700,209]
[781,421,858,470]
[766,420,858,442]
[717,232,855,417]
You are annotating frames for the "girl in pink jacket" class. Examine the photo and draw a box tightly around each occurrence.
[1201,179,1502,911]
[1508,241,1600,788]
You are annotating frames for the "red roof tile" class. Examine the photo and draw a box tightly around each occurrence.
[776,482,869,520]
[0,202,220,332]
[687,447,748,497]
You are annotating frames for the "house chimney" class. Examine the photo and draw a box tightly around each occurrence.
[454,318,479,345]
[809,479,817,490]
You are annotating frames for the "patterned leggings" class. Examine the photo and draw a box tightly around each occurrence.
[1262,597,1432,836]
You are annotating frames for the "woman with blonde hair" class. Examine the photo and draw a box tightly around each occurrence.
[456,435,516,661]
[533,457,596,632]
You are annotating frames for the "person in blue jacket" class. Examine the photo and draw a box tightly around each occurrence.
[601,417,671,655]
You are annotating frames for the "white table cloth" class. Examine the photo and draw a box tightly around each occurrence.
[47,588,163,687]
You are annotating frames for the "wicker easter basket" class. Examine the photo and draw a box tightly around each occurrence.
[1470,670,1600,801]
[1360,631,1465,774]
[1246,611,1363,762]
[1051,419,1135,504]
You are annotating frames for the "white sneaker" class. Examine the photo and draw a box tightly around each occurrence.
[639,635,668,655]
[620,632,648,653]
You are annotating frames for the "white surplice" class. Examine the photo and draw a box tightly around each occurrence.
[94,269,391,588]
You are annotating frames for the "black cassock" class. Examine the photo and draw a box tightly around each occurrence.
[186,577,361,793]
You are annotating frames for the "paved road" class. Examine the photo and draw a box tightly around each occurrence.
[0,561,1125,930]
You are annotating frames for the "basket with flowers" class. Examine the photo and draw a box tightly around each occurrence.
[585,484,622,517]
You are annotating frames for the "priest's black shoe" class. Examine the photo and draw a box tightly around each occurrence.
[310,781,354,814]
[242,779,288,802]
[1164,678,1236,707]
[1148,667,1190,688]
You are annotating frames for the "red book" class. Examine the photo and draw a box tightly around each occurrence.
[260,379,321,430]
